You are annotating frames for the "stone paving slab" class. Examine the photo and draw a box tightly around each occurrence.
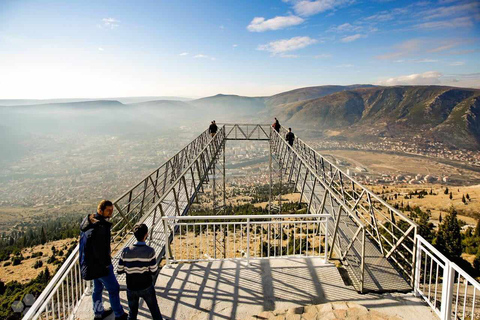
[74,258,438,320]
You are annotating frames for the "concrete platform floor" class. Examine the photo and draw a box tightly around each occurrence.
[74,258,438,320]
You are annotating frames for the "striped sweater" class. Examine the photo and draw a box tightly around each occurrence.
[117,242,158,290]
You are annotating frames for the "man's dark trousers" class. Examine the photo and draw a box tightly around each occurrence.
[126,285,163,320]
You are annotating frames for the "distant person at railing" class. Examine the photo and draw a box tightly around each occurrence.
[117,224,163,320]
[209,120,218,137]
[79,200,127,320]
[272,117,281,133]
[286,128,295,147]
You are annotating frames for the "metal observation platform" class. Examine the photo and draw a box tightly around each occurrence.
[23,124,480,320]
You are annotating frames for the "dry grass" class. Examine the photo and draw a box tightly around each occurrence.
[0,238,76,284]
[370,184,480,226]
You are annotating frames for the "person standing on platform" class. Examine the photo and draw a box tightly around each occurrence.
[286,128,295,147]
[272,118,281,133]
[118,224,163,320]
[209,120,218,137]
[79,200,127,320]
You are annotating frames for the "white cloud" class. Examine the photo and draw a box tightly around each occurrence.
[98,47,104,51]
[279,54,299,58]
[336,64,354,67]
[415,17,474,29]
[377,71,443,85]
[102,18,120,29]
[247,15,304,32]
[376,39,423,60]
[423,2,479,20]
[179,52,189,56]
[340,34,364,42]
[232,44,238,48]
[194,54,216,61]
[412,58,438,63]
[314,53,332,58]
[257,36,317,54]
[450,61,465,66]
[293,0,353,17]
[328,23,362,33]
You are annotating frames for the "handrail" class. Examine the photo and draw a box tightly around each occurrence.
[415,235,480,320]
[271,128,365,227]
[279,126,415,227]
[162,213,330,220]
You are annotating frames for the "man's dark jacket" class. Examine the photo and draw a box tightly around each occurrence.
[286,132,295,145]
[79,213,112,280]
[209,123,218,134]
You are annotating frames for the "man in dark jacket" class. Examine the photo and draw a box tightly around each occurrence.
[286,128,295,147]
[79,200,127,320]
[118,224,163,320]
[209,120,218,137]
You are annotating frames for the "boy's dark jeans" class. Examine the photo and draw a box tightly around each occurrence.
[127,285,163,320]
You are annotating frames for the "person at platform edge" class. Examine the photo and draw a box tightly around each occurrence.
[117,224,163,320]
[79,200,127,320]
[209,120,218,137]
[286,127,295,147]
[273,117,281,133]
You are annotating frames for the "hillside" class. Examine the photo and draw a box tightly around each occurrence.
[276,86,480,149]
[191,94,266,117]
[265,84,375,108]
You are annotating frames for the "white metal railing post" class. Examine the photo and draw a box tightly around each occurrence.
[414,237,422,297]
[324,216,329,263]
[246,218,251,265]
[163,218,170,267]
[440,259,454,320]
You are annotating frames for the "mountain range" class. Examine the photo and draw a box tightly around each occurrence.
[2,85,479,150]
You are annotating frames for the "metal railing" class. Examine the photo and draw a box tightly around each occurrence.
[23,127,221,320]
[162,214,329,265]
[22,246,87,320]
[222,123,271,141]
[269,129,369,291]
[274,127,417,288]
[415,235,480,320]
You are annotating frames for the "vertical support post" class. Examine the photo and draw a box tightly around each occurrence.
[150,206,157,242]
[328,205,342,259]
[414,237,422,297]
[360,227,366,293]
[324,216,329,263]
[269,131,273,214]
[163,218,170,267]
[213,157,216,214]
[223,141,226,208]
[411,226,418,287]
[279,155,282,214]
[440,260,454,320]
[247,218,251,265]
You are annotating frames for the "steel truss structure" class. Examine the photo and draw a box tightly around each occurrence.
[25,123,425,320]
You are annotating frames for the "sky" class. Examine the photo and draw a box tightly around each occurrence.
[0,0,479,99]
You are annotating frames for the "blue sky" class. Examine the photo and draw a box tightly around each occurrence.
[0,0,479,99]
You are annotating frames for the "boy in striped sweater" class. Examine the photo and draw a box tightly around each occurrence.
[117,224,163,320]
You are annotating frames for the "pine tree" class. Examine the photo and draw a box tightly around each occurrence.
[41,226,47,245]
[435,207,462,260]
[444,187,449,195]
[462,195,466,204]
[449,192,453,200]
[466,193,470,201]
[474,219,480,237]
[439,213,442,223]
